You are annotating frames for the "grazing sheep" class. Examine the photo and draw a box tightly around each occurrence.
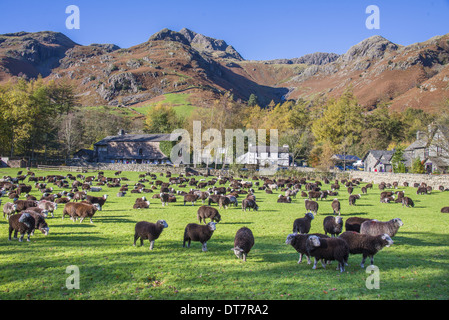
[14,199,38,213]
[441,207,449,213]
[242,198,258,211]
[37,200,57,218]
[323,216,343,237]
[292,212,314,234]
[3,202,17,219]
[348,194,361,206]
[345,217,373,233]
[304,199,318,215]
[183,222,217,252]
[285,233,329,264]
[63,202,101,223]
[218,196,231,209]
[277,195,292,203]
[232,227,255,262]
[416,186,428,195]
[331,199,341,215]
[226,195,238,207]
[133,220,168,250]
[197,205,221,224]
[85,194,108,207]
[8,212,48,242]
[401,197,414,208]
[207,194,221,206]
[360,218,404,237]
[305,235,349,272]
[339,231,393,267]
[183,194,199,206]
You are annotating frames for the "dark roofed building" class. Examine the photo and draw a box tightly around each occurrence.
[330,154,361,170]
[93,130,172,164]
[362,150,395,172]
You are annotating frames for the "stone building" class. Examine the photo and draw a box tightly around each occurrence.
[362,150,395,172]
[93,130,171,164]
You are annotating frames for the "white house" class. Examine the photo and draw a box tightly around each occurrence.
[236,144,290,167]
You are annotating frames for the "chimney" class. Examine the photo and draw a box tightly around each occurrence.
[118,129,126,136]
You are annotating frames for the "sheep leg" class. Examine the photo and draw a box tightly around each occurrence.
[306,255,312,265]
[89,218,93,223]
[370,255,375,266]
[202,242,208,252]
[312,258,318,269]
[79,217,84,223]
[298,253,303,264]
[133,234,139,246]
[13,230,18,240]
[242,253,247,262]
[19,233,24,242]
[149,241,155,250]
[321,259,327,269]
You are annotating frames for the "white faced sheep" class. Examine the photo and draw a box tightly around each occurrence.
[345,217,373,233]
[183,222,217,252]
[339,231,393,268]
[197,205,221,224]
[85,194,108,207]
[331,199,341,215]
[160,193,170,206]
[304,199,318,215]
[285,233,329,264]
[360,218,404,237]
[133,220,168,250]
[37,200,57,218]
[305,235,350,273]
[292,212,314,234]
[8,212,49,242]
[133,197,150,209]
[232,227,255,262]
[323,216,343,237]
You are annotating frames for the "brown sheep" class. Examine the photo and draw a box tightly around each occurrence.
[197,205,221,224]
[133,220,168,250]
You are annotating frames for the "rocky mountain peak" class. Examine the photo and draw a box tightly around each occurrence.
[340,35,400,62]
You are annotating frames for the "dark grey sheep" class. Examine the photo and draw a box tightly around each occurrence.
[133,220,168,250]
[232,227,255,262]
[401,197,414,208]
[285,232,329,264]
[242,198,258,211]
[292,212,314,234]
[323,216,343,237]
[360,218,404,237]
[183,222,217,252]
[304,199,318,215]
[339,231,393,267]
[183,193,199,206]
[305,235,350,273]
[331,199,341,215]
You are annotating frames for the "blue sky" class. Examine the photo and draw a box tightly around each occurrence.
[0,0,448,60]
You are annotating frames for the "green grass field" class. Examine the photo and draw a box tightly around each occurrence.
[0,167,448,300]
[133,93,196,119]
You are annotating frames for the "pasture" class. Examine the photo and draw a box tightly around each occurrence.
[0,168,448,300]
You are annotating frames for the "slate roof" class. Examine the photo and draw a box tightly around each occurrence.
[94,133,172,146]
[248,145,289,153]
[362,150,395,162]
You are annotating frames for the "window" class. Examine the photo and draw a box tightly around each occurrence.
[138,148,143,156]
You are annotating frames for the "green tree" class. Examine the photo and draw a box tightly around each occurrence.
[391,145,407,173]
[145,102,185,133]
[411,157,425,174]
[247,93,258,107]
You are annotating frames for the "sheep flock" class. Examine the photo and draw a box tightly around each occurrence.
[1,168,448,280]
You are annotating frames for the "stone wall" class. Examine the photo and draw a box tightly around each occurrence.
[349,171,449,188]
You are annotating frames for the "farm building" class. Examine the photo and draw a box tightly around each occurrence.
[362,150,395,172]
[93,130,171,164]
[236,144,290,167]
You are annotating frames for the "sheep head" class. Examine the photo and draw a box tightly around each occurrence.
[285,233,297,245]
[307,235,321,248]
[207,222,217,231]
[157,219,168,229]
[381,234,393,247]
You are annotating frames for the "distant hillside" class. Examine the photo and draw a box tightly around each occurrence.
[1,29,449,113]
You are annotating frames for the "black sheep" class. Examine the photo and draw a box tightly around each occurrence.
[183,194,199,206]
[133,220,168,250]
[401,197,414,208]
[323,216,343,237]
[339,231,393,267]
[232,227,255,262]
[183,222,217,252]
[285,232,329,264]
[348,194,361,206]
[292,212,314,234]
[305,235,349,273]
[345,217,373,233]
[133,197,150,209]
[304,199,318,215]
[331,199,341,215]
[441,207,449,213]
[242,198,258,211]
[218,196,231,209]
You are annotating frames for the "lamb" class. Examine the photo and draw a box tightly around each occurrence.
[242,198,258,211]
[133,197,150,209]
[183,222,217,252]
[339,231,393,268]
[37,200,57,218]
[323,216,343,237]
[8,212,49,242]
[3,202,17,219]
[285,232,329,264]
[360,218,404,237]
[401,197,415,208]
[304,199,318,215]
[345,217,373,233]
[292,212,314,234]
[133,220,168,250]
[348,194,361,206]
[183,193,199,206]
[232,227,255,262]
[331,199,341,215]
[197,205,221,224]
[305,235,350,272]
